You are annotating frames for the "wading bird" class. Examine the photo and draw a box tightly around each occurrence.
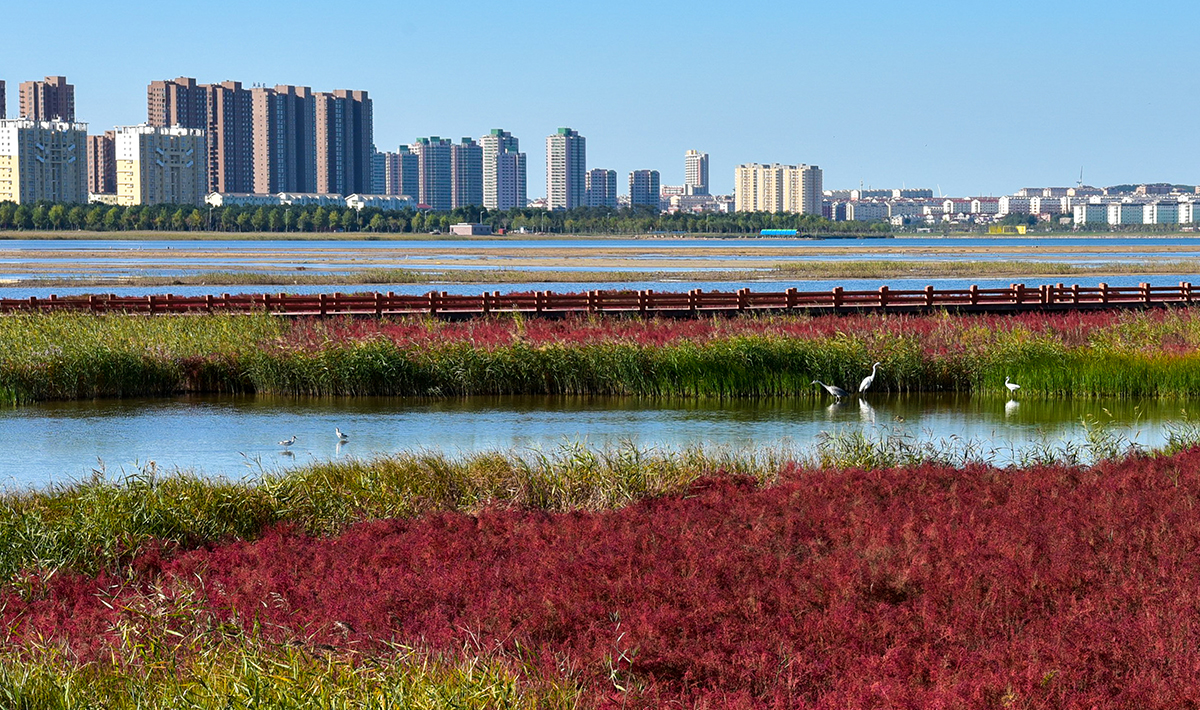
[279,435,296,447]
[858,362,882,394]
[812,380,849,403]
[336,428,349,442]
[1005,377,1021,395]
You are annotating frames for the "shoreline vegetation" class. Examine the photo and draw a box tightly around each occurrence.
[4,309,1200,402]
[9,258,1200,288]
[4,435,1200,706]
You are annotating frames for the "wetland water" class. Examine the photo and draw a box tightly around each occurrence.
[2,393,1187,488]
[4,235,1200,283]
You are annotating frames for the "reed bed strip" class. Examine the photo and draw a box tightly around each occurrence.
[8,310,1200,401]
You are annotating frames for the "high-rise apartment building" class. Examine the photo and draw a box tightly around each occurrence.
[685,150,709,196]
[204,81,254,194]
[114,124,207,206]
[451,137,483,208]
[19,76,74,122]
[384,146,419,198]
[147,77,208,130]
[734,163,822,214]
[546,127,585,210]
[251,84,316,194]
[0,119,89,204]
[314,89,372,196]
[370,147,386,194]
[585,168,617,208]
[481,129,526,210]
[0,81,5,120]
[629,170,661,210]
[413,137,452,210]
[87,131,116,195]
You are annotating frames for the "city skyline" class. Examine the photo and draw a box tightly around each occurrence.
[3,0,1198,199]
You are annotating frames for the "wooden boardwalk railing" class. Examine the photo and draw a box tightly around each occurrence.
[0,282,1195,318]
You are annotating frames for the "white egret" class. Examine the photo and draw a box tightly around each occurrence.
[812,380,849,402]
[279,435,296,447]
[858,362,882,394]
[1005,377,1021,394]
[336,427,349,442]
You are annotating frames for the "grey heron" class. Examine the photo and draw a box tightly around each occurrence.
[812,380,849,402]
[858,362,882,394]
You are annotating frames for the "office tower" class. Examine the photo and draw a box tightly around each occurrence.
[147,77,208,130]
[87,131,116,194]
[546,127,585,209]
[251,84,316,194]
[685,149,709,195]
[0,81,5,119]
[482,129,526,210]
[19,76,74,122]
[412,137,452,210]
[314,89,372,195]
[0,119,88,203]
[734,163,822,214]
[585,168,617,208]
[629,170,661,210]
[114,124,207,206]
[451,137,482,208]
[384,145,419,198]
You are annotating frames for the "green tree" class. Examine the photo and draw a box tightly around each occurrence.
[313,207,328,232]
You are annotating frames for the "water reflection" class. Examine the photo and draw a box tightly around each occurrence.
[0,393,1186,489]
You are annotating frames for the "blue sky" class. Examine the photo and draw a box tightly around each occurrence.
[5,0,1198,197]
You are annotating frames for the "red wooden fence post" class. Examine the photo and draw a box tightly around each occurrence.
[969,284,979,305]
[787,287,798,310]
[832,286,843,310]
[924,284,934,307]
[1099,283,1109,304]
[878,285,888,308]
[1141,282,1151,305]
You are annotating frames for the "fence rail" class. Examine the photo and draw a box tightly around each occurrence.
[0,282,1195,318]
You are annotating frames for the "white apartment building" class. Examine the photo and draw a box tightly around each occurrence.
[734,163,822,214]
[546,127,585,210]
[845,200,888,221]
[684,149,709,195]
[998,196,1031,215]
[114,124,207,206]
[0,119,88,204]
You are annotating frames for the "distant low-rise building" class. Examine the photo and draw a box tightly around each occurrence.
[344,194,415,211]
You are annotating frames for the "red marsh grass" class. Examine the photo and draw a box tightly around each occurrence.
[7,448,1200,707]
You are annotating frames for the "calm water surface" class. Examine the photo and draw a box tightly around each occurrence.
[2,393,1187,489]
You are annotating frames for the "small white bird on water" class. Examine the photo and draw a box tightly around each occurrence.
[1005,377,1021,394]
[858,362,882,394]
[336,427,349,442]
[812,380,849,403]
[279,435,296,447]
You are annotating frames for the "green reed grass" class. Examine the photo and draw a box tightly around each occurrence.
[6,311,1200,401]
[0,643,577,710]
[0,443,789,582]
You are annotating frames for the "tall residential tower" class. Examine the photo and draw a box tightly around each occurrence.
[19,76,74,122]
[481,129,526,210]
[546,127,585,210]
[685,150,709,195]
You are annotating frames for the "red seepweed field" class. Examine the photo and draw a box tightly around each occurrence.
[7,448,1200,708]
